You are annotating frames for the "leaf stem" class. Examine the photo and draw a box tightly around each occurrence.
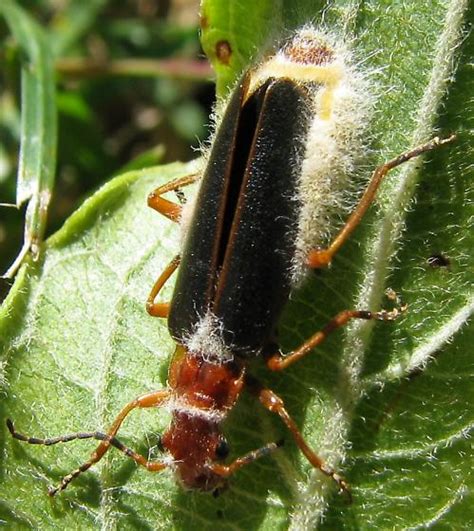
[56,57,214,82]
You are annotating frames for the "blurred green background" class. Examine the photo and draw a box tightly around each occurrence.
[0,0,214,291]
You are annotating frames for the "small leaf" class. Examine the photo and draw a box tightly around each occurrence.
[0,0,57,276]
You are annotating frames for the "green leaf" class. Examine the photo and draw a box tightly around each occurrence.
[200,0,278,95]
[1,1,472,529]
[0,0,57,277]
[200,0,325,95]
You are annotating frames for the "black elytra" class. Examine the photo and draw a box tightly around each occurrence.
[168,75,311,353]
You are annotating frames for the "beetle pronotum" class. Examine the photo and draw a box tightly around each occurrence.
[7,26,454,497]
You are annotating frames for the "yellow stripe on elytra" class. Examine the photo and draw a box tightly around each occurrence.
[250,58,342,89]
[318,87,335,120]
[247,57,343,119]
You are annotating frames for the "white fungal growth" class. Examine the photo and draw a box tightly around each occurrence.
[253,26,374,284]
[294,29,373,284]
[182,311,234,364]
[165,397,227,422]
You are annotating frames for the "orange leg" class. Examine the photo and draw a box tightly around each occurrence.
[212,377,350,497]
[209,441,283,479]
[267,290,406,371]
[148,173,200,222]
[257,386,350,498]
[7,389,170,495]
[146,255,180,318]
[307,135,456,268]
[210,382,350,498]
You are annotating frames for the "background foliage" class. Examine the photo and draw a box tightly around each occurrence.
[0,0,211,281]
[0,0,472,529]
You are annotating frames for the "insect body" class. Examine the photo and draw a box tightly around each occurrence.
[7,27,454,496]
